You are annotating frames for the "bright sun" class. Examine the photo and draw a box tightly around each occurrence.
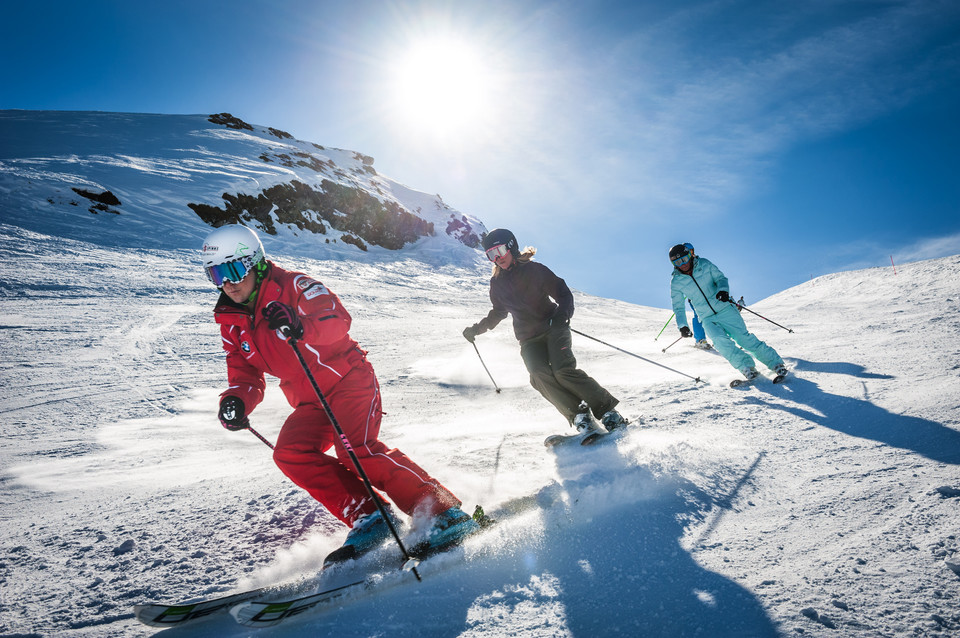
[388,36,498,140]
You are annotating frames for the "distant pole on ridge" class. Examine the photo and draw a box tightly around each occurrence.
[890,255,897,275]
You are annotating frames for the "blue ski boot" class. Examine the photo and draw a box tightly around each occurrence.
[413,506,480,557]
[324,505,402,567]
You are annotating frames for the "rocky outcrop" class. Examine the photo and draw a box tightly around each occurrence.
[197,112,481,252]
[445,214,482,248]
[71,188,122,214]
[207,113,254,131]
[189,180,434,250]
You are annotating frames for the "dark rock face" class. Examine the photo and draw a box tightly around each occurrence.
[71,188,122,214]
[445,215,482,248]
[196,112,475,251]
[208,113,254,131]
[189,180,434,250]
[72,188,122,206]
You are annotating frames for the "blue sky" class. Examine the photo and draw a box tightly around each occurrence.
[3,0,959,308]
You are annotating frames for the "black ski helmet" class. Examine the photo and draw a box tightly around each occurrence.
[669,243,691,261]
[482,228,519,257]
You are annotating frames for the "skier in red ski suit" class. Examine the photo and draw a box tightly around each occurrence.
[202,225,478,557]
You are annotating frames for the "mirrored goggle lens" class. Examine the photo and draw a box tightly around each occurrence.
[671,253,692,267]
[485,244,510,261]
[206,260,250,287]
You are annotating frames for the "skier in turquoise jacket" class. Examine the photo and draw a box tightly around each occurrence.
[669,243,787,381]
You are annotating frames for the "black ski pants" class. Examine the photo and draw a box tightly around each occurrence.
[519,324,618,425]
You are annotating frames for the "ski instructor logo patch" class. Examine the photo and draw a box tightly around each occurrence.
[296,276,329,300]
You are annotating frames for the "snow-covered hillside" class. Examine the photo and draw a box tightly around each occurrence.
[2,216,959,636]
[0,110,487,264]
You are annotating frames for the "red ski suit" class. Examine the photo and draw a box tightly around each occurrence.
[214,262,459,526]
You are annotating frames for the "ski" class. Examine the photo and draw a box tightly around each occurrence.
[730,372,788,388]
[544,418,631,449]
[135,584,277,627]
[544,429,606,447]
[229,496,552,628]
[230,576,377,627]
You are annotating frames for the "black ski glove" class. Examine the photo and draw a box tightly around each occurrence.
[679,326,692,338]
[262,301,304,341]
[218,396,249,431]
[549,310,570,327]
[715,290,730,303]
[462,325,479,343]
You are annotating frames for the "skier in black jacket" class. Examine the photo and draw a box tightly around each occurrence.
[463,229,627,439]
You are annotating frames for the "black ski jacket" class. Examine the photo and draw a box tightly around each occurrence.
[472,261,574,342]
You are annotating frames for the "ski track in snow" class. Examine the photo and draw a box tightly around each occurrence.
[1,226,960,637]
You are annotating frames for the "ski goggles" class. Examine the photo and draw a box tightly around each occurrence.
[485,244,511,261]
[671,252,692,267]
[205,258,253,288]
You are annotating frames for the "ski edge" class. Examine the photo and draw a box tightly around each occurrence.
[134,586,271,627]
[230,577,371,627]
[730,372,789,388]
[543,418,631,449]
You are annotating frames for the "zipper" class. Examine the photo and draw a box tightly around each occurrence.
[686,270,717,314]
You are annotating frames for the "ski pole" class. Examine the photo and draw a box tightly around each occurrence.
[655,313,675,341]
[284,333,422,581]
[471,341,501,393]
[661,335,683,353]
[570,328,704,383]
[733,302,794,333]
[247,425,275,450]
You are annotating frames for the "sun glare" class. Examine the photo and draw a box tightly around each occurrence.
[388,36,498,141]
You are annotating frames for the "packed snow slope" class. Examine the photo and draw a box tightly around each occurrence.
[1,220,959,636]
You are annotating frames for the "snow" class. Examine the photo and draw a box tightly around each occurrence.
[2,111,960,637]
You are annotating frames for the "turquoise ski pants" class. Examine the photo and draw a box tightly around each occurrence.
[701,304,783,373]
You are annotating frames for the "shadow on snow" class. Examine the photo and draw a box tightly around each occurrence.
[748,358,960,465]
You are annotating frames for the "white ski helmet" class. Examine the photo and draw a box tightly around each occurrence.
[201,224,266,287]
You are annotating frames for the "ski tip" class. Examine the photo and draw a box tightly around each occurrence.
[543,434,565,448]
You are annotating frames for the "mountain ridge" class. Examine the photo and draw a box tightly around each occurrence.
[0,109,487,264]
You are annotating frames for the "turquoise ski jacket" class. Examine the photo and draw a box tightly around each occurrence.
[670,256,730,329]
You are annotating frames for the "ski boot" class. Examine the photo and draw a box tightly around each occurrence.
[412,506,481,557]
[600,409,628,432]
[574,410,606,444]
[773,364,788,383]
[324,505,403,567]
[730,367,760,388]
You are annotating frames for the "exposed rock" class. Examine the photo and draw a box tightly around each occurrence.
[445,214,482,248]
[208,113,254,131]
[71,188,121,206]
[188,180,433,250]
[267,127,293,139]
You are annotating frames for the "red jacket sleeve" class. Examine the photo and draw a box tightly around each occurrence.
[291,276,352,346]
[220,323,266,411]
